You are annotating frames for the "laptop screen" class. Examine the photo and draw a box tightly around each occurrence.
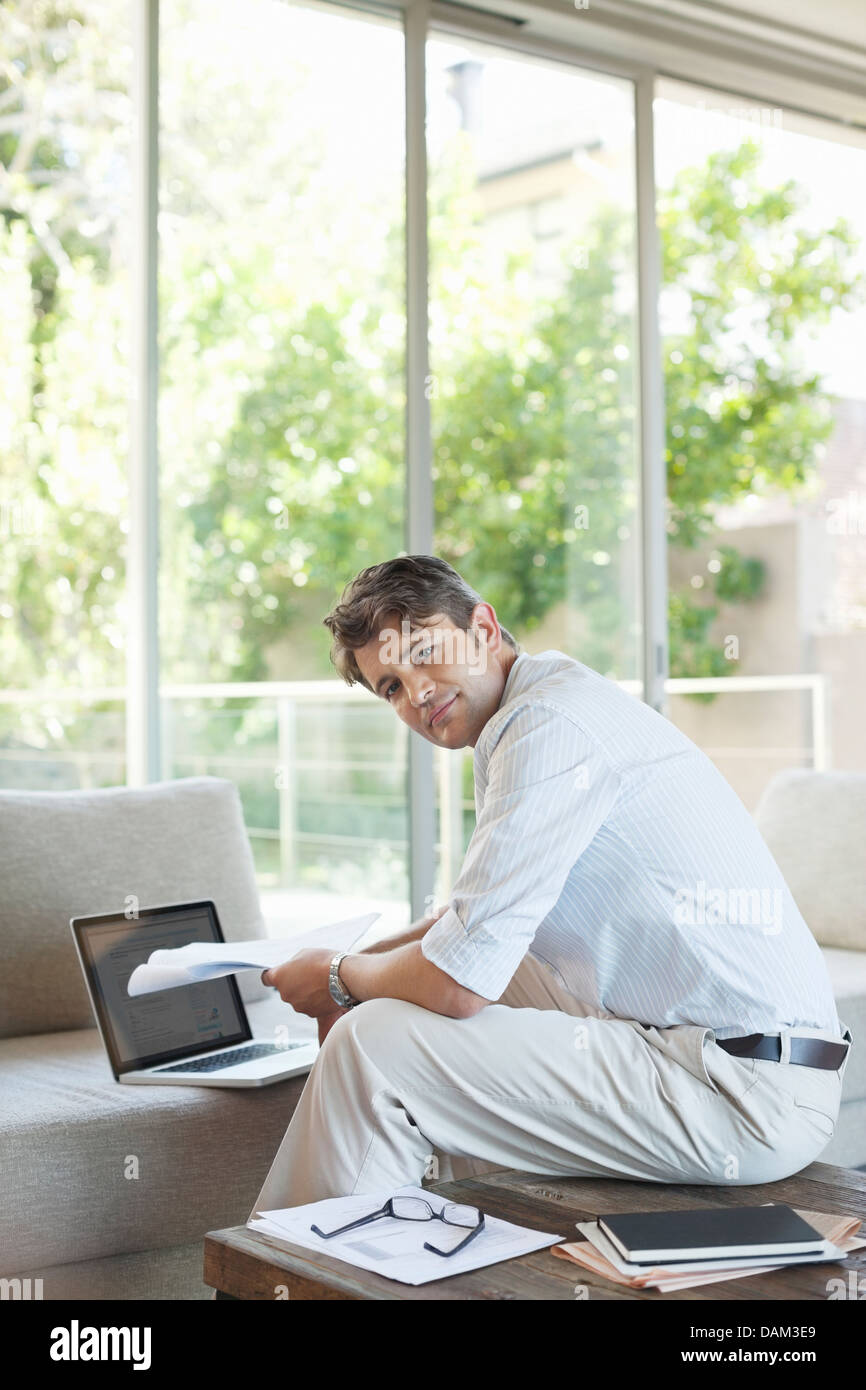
[72,902,250,1076]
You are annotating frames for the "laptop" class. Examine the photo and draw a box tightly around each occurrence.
[70,900,319,1087]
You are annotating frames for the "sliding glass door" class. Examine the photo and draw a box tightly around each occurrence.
[0,0,133,790]
[426,34,642,886]
[158,0,409,930]
[655,81,866,809]
[18,3,857,923]
[0,1,649,928]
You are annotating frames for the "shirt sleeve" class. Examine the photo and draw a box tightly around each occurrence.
[421,699,621,1001]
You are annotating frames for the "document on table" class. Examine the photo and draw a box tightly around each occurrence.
[549,1203,861,1293]
[575,1219,848,1278]
[127,912,380,997]
[248,1185,564,1285]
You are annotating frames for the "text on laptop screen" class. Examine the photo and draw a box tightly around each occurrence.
[79,907,246,1068]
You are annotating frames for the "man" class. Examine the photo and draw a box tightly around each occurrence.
[251,554,851,1214]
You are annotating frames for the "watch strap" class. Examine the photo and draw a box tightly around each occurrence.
[328,951,359,1009]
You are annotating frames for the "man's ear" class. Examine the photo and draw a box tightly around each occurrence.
[471,601,499,648]
[468,623,486,659]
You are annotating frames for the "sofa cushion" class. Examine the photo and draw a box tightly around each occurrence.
[0,776,271,1040]
[818,946,866,1105]
[12,1239,212,1302]
[0,994,315,1274]
[753,770,866,952]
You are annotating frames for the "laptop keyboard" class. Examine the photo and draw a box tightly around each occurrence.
[154,1041,305,1074]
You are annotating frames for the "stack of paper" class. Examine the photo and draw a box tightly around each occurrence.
[551,1205,864,1292]
[249,1185,564,1286]
[127,912,379,997]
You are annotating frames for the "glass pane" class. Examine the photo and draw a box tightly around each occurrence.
[0,0,132,789]
[655,82,866,808]
[443,1203,481,1226]
[158,0,409,931]
[426,38,640,886]
[391,1198,432,1220]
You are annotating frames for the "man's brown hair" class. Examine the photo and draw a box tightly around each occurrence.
[323,554,520,690]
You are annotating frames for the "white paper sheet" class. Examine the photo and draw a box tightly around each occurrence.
[127,912,380,997]
[248,1185,564,1286]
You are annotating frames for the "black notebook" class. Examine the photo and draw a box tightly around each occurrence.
[598,1205,826,1265]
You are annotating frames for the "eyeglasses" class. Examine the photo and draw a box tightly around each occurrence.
[311,1196,486,1257]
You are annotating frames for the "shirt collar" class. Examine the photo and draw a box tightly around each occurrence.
[485,648,570,730]
[472,651,529,762]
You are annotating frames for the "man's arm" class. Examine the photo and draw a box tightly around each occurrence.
[356,904,448,955]
[419,703,621,1001]
[338,939,489,1019]
[263,905,488,1037]
[265,704,619,1028]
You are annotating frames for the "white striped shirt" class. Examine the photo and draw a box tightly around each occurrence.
[421,649,841,1039]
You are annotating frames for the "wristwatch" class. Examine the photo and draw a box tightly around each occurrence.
[328,951,360,1010]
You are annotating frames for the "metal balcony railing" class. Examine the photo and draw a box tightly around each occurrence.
[0,674,830,894]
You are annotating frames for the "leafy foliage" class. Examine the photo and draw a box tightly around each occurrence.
[2,0,862,711]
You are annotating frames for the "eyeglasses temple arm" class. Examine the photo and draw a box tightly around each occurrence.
[311,1202,391,1239]
[424,1213,486,1257]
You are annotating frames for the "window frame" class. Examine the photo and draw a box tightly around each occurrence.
[129,0,862,917]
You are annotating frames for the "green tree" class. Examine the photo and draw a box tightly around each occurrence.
[660,141,861,677]
[0,0,130,777]
[192,138,859,684]
[2,0,862,708]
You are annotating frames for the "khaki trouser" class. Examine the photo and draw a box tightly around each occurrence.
[248,952,853,1217]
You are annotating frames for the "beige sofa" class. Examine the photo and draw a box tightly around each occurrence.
[0,777,314,1300]
[0,770,861,1300]
[752,769,865,1170]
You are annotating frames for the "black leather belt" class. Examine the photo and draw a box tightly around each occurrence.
[716,1032,849,1070]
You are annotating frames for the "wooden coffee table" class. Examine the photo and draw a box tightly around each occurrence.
[204,1159,866,1300]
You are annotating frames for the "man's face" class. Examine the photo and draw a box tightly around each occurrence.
[354,605,515,749]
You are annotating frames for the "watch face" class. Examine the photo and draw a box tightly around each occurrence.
[329,957,351,1008]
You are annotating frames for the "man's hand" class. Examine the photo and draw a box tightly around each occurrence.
[261,947,335,1019]
[261,937,489,1023]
